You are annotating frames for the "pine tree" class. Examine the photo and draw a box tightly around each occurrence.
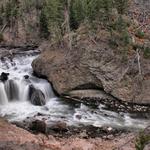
[114,0,129,14]
[39,8,49,39]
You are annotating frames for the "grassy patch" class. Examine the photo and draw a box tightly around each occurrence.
[143,47,150,59]
[135,131,150,150]
[136,30,145,39]
[0,33,3,42]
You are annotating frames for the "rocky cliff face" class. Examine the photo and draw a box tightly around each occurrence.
[32,32,150,104]
[32,0,150,104]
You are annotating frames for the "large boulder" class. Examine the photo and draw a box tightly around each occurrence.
[0,72,9,82]
[32,36,150,104]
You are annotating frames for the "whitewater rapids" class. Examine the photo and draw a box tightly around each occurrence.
[0,51,149,130]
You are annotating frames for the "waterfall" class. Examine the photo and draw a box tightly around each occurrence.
[0,82,8,105]
[33,80,55,100]
[0,54,55,105]
[0,77,55,104]
[21,84,30,101]
[4,80,19,101]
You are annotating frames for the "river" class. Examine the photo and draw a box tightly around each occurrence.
[0,49,149,131]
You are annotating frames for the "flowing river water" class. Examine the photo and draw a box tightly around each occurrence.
[0,50,149,131]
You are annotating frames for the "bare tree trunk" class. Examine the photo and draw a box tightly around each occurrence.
[0,23,7,33]
[136,49,142,76]
[66,0,72,50]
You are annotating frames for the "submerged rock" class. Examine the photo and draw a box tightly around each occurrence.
[29,120,68,135]
[29,119,47,134]
[30,89,46,106]
[24,75,29,79]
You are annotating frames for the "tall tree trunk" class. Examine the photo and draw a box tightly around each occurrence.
[136,49,142,76]
[66,0,72,50]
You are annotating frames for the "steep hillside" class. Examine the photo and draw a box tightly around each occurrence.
[32,0,150,104]
[0,0,43,46]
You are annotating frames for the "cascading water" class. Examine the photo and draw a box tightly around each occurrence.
[0,49,149,130]
[4,80,19,101]
[0,82,8,104]
[0,54,55,105]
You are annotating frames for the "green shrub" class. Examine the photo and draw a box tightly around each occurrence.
[39,8,49,39]
[143,47,150,59]
[0,33,3,42]
[136,30,145,39]
[114,0,129,14]
[135,132,150,150]
[121,30,131,45]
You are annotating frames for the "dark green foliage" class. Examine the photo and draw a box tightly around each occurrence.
[44,0,64,26]
[135,131,150,150]
[4,1,12,23]
[71,0,114,26]
[109,14,131,49]
[0,33,3,42]
[136,30,145,39]
[111,16,127,32]
[121,30,131,45]
[114,0,129,14]
[3,0,19,26]
[0,0,130,42]
[0,5,4,26]
[39,9,49,39]
[143,47,150,59]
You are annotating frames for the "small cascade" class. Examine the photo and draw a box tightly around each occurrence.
[0,82,8,104]
[4,80,19,101]
[0,77,54,105]
[0,54,55,105]
[18,78,31,101]
[33,80,55,100]
[21,84,30,101]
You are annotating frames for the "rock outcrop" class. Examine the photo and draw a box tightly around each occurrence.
[0,72,9,82]
[32,36,150,104]
[32,0,150,105]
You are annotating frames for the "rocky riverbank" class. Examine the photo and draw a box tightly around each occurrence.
[0,117,138,150]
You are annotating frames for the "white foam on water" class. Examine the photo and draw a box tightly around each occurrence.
[0,52,149,130]
[0,82,8,104]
